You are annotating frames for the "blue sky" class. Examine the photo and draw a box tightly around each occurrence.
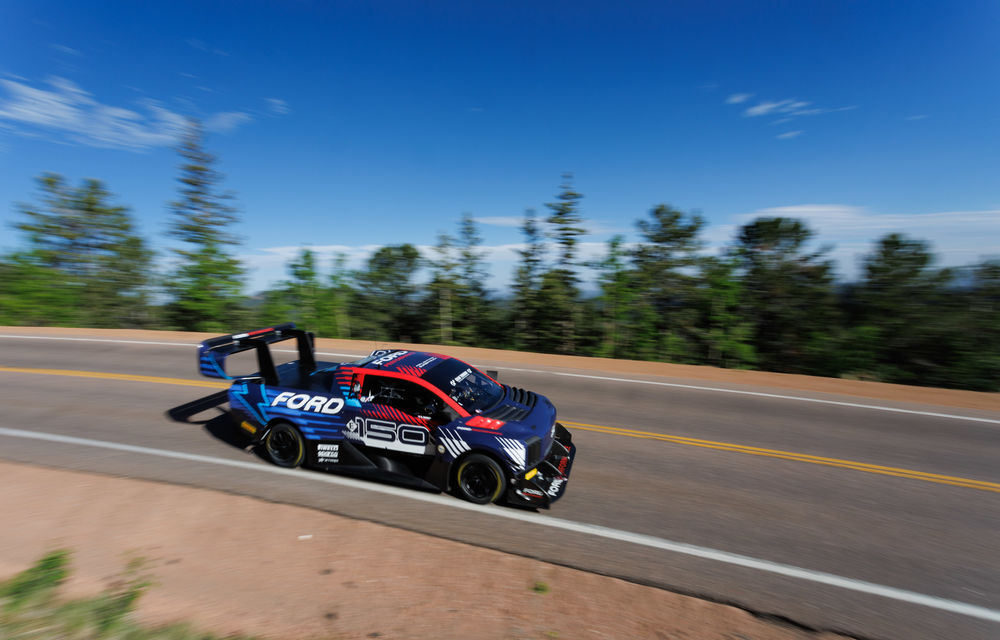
[1,0,997,293]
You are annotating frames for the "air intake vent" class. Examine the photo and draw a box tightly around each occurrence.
[524,436,543,468]
[481,385,534,421]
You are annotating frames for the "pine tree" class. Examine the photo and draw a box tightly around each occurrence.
[353,244,421,341]
[12,173,152,327]
[854,233,954,384]
[955,260,1000,390]
[512,209,545,351]
[698,256,756,368]
[428,233,459,344]
[592,235,636,358]
[542,174,585,353]
[165,120,246,332]
[732,217,837,374]
[455,213,489,343]
[287,248,323,331]
[630,204,705,361]
[327,253,353,339]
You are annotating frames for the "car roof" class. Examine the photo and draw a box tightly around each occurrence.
[354,350,455,379]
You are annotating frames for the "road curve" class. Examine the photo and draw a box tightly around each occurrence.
[1,328,998,640]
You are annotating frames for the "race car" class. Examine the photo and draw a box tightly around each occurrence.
[197,324,575,507]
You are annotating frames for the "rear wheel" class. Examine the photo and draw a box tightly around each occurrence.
[264,422,305,468]
[454,454,506,504]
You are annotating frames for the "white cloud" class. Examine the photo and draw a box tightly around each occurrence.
[0,76,254,150]
[474,216,523,227]
[719,205,1000,279]
[206,111,253,133]
[265,98,290,115]
[906,114,928,121]
[792,105,857,116]
[186,38,229,57]
[733,93,856,134]
[744,99,814,118]
[49,44,81,56]
[744,99,794,117]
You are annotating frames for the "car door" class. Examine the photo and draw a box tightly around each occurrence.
[350,374,446,456]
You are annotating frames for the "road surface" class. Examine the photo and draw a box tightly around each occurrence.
[1,329,998,639]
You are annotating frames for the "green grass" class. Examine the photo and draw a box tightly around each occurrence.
[0,550,260,640]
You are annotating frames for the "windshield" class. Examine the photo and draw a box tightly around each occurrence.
[422,358,503,413]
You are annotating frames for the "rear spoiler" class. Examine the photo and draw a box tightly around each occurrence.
[198,323,316,385]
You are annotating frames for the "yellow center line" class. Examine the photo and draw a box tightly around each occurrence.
[1,366,995,494]
[562,420,1000,494]
[0,366,228,390]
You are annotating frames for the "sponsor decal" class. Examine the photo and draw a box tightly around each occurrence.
[522,488,545,498]
[371,350,409,367]
[557,456,569,475]
[547,477,565,497]
[344,417,429,455]
[449,369,471,386]
[232,327,274,340]
[415,356,438,369]
[271,392,344,415]
[317,443,340,463]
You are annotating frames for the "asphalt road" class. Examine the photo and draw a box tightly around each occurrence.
[1,332,998,640]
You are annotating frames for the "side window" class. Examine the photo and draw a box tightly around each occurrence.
[361,376,418,414]
[361,376,458,424]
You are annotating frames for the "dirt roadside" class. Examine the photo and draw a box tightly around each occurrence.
[0,462,852,640]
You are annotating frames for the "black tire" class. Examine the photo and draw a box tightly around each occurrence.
[454,453,506,505]
[264,422,305,468]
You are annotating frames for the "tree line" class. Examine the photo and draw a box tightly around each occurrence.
[2,124,997,391]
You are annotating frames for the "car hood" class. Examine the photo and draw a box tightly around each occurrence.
[478,385,558,469]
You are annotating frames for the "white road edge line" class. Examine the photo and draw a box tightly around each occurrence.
[1,426,998,624]
[0,334,363,358]
[498,367,1000,426]
[2,334,998,425]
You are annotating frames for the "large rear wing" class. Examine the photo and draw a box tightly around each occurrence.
[198,323,316,385]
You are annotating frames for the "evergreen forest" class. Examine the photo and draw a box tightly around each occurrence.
[2,123,998,392]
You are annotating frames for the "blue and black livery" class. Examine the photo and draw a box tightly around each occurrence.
[198,324,576,507]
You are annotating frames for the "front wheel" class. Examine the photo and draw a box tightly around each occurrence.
[264,422,305,468]
[454,454,506,505]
